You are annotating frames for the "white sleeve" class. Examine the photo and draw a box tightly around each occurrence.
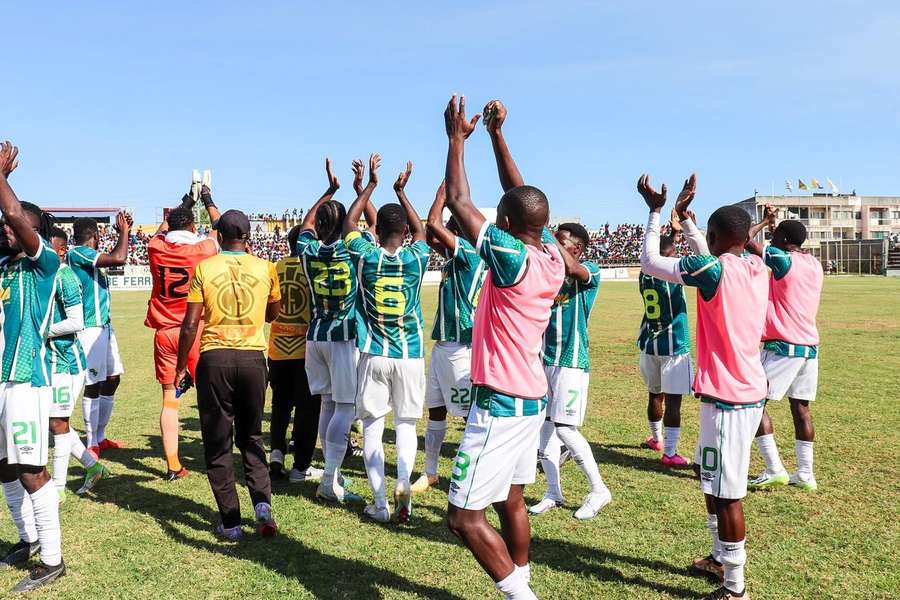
[641,212,685,284]
[681,217,710,255]
[48,302,84,338]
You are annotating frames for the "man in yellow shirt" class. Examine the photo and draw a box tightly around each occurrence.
[174,210,281,541]
[267,225,321,483]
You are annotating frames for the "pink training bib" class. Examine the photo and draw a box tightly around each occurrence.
[763,251,823,346]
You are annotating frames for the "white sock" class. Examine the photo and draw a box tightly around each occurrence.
[720,538,746,593]
[538,420,563,500]
[648,419,662,441]
[2,480,38,543]
[795,440,814,479]
[83,395,99,447]
[495,567,537,600]
[516,563,531,583]
[663,426,681,457]
[706,513,721,562]
[69,430,97,468]
[324,402,354,487]
[556,425,606,495]
[52,433,72,490]
[30,481,62,567]
[362,416,387,509]
[755,434,784,474]
[424,419,447,477]
[394,417,418,488]
[317,395,336,466]
[97,394,115,442]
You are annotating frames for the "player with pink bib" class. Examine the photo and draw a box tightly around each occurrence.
[639,173,768,600]
[442,96,564,600]
[746,210,824,492]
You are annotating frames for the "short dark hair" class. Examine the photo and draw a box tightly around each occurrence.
[776,219,807,246]
[708,205,751,244]
[73,217,98,243]
[659,235,675,253]
[377,203,408,237]
[557,222,590,247]
[287,225,302,256]
[315,200,346,242]
[166,207,194,232]
[499,185,549,230]
[49,226,68,244]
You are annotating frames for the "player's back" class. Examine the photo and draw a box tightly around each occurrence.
[637,272,690,356]
[145,232,218,329]
[297,232,359,342]
[471,225,565,399]
[67,244,110,327]
[354,239,431,359]
[268,255,311,360]
[692,252,768,404]
[432,237,486,345]
[762,248,823,347]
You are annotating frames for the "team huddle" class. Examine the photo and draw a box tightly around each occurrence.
[0,96,823,600]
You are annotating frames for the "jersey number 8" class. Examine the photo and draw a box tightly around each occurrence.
[642,289,661,319]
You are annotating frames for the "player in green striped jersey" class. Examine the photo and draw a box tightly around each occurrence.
[531,223,611,520]
[412,181,486,494]
[637,215,694,467]
[0,142,67,591]
[46,229,107,502]
[344,156,430,524]
[297,158,376,505]
[68,211,131,455]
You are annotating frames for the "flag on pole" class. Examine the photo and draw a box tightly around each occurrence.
[826,177,839,194]
[811,178,823,189]
[798,179,808,190]
[785,179,793,193]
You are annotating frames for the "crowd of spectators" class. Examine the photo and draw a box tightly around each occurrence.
[68,217,693,269]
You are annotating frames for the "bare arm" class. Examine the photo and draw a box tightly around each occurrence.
[443,95,485,244]
[393,161,425,242]
[343,153,380,237]
[425,180,454,254]
[265,299,280,323]
[746,205,776,257]
[95,211,132,268]
[300,158,340,234]
[353,159,378,235]
[484,100,524,191]
[556,241,591,282]
[0,142,42,257]
[173,302,203,385]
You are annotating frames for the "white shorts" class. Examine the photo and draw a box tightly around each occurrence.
[80,325,124,385]
[305,340,359,404]
[640,352,694,395]
[697,400,765,500]
[544,366,590,427]
[426,342,473,418]
[356,354,425,420]
[448,403,545,510]
[0,383,53,466]
[762,350,818,402]
[49,372,86,419]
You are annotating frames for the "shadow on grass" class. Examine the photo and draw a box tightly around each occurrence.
[593,442,696,480]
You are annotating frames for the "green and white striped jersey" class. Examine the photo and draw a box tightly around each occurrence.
[542,261,601,370]
[431,237,486,345]
[0,240,60,386]
[347,232,431,359]
[49,264,87,375]
[637,272,690,356]
[297,230,373,342]
[67,245,110,327]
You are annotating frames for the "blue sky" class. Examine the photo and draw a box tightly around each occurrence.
[2,1,898,226]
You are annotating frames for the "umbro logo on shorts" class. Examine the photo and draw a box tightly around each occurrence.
[20,446,34,453]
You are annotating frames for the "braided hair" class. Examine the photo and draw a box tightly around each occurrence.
[20,201,55,241]
[316,200,347,243]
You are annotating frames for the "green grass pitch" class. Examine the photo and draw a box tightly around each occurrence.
[1,277,898,599]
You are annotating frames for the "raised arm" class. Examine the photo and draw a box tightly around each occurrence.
[300,158,341,235]
[0,142,42,257]
[672,173,709,255]
[394,161,425,242]
[343,153,380,237]
[484,100,524,192]
[353,158,378,233]
[556,240,591,282]
[426,180,455,253]
[444,95,485,244]
[95,211,132,268]
[637,174,684,284]
[746,205,776,257]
